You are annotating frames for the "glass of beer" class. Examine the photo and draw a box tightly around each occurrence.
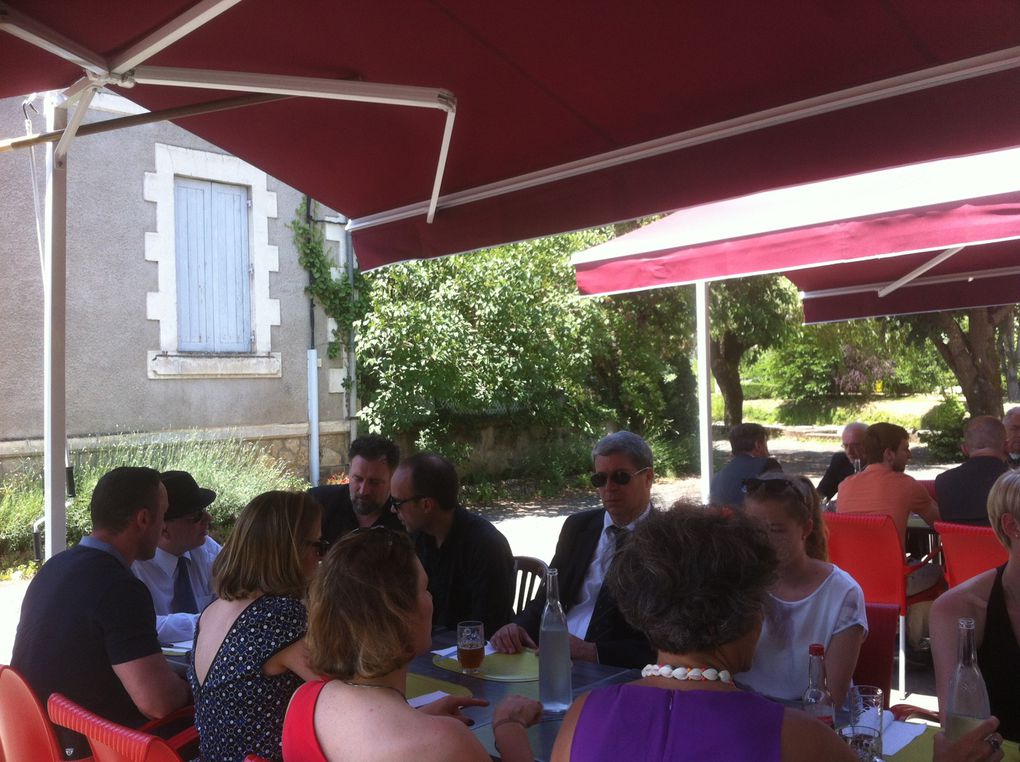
[457,620,484,674]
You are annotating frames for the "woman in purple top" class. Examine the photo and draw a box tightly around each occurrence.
[551,505,855,762]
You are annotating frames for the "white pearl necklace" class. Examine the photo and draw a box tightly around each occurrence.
[641,663,733,683]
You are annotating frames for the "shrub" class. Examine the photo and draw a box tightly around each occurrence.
[919,398,966,462]
[0,437,307,559]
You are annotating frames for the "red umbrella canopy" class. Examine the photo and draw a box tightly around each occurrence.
[3,0,1020,267]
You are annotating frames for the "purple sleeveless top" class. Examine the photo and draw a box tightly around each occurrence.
[571,684,784,761]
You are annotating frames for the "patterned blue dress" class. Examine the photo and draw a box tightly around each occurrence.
[188,595,307,762]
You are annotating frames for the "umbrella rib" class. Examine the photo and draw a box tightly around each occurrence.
[0,1,107,74]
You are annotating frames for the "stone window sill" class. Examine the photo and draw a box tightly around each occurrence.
[147,351,282,379]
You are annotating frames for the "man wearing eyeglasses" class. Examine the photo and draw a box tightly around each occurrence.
[490,431,655,668]
[132,470,220,643]
[817,421,868,502]
[709,423,783,509]
[309,434,405,544]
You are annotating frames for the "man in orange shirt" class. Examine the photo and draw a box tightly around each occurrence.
[837,422,941,596]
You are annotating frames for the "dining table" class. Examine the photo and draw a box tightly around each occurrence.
[411,630,637,761]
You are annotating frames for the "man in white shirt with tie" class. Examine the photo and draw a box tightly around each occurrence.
[133,470,220,643]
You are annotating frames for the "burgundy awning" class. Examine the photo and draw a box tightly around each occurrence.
[3,1,1020,268]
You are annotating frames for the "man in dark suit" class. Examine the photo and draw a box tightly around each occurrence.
[308,434,404,543]
[935,415,1009,526]
[490,431,655,668]
[817,421,868,501]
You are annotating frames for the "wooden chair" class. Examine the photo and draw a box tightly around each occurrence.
[824,513,943,697]
[935,521,1008,588]
[512,555,548,615]
[0,664,70,762]
[47,694,196,762]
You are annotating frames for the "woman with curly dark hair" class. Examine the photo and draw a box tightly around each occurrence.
[550,504,855,762]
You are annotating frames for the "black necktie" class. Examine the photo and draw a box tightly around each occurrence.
[171,556,198,614]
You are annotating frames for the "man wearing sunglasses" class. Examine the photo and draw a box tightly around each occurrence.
[132,470,220,643]
[490,431,655,668]
[309,434,405,544]
[709,423,783,508]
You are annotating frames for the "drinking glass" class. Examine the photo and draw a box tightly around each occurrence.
[839,725,881,761]
[457,620,485,674]
[849,685,884,759]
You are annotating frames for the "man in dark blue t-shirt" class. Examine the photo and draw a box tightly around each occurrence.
[13,467,190,759]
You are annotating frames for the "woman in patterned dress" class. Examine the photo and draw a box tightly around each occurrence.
[189,491,324,762]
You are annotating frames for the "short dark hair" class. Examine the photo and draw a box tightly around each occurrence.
[729,423,768,454]
[864,422,909,464]
[349,435,400,471]
[609,503,777,654]
[307,528,419,679]
[400,453,459,511]
[90,466,162,533]
[591,431,653,470]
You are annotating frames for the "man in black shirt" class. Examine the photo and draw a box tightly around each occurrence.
[13,467,190,758]
[817,421,868,501]
[935,415,1009,525]
[309,435,404,544]
[390,452,514,638]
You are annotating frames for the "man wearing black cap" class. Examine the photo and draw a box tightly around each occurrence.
[133,470,220,643]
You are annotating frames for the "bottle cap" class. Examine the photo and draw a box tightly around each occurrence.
[809,643,825,656]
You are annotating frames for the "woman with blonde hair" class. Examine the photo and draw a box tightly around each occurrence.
[283,527,541,761]
[739,473,866,707]
[932,469,1020,742]
[189,491,325,762]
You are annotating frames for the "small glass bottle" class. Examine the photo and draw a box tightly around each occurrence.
[802,643,834,728]
[944,617,991,740]
[538,568,572,713]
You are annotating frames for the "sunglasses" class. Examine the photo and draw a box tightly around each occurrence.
[390,495,426,510]
[590,467,650,488]
[741,477,811,507]
[303,538,331,557]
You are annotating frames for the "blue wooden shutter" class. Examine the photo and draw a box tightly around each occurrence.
[175,178,252,352]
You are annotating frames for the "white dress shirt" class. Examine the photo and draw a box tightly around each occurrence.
[132,535,221,643]
[565,504,651,639]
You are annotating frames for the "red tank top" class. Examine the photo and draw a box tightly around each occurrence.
[282,680,330,761]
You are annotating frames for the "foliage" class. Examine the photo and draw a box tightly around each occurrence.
[0,438,306,559]
[753,326,840,402]
[290,199,370,359]
[919,397,967,461]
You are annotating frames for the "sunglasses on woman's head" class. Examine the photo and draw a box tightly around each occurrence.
[741,477,810,507]
[590,467,650,488]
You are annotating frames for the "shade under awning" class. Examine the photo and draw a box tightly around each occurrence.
[572,146,1020,322]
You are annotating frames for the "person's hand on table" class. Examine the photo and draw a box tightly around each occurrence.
[933,717,1004,762]
[492,694,543,729]
[568,635,597,663]
[490,623,536,654]
[418,695,489,726]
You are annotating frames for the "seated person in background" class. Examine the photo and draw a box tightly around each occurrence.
[551,505,855,762]
[309,434,404,544]
[133,470,220,642]
[391,452,514,637]
[931,470,1020,743]
[491,431,655,668]
[817,421,868,502]
[283,527,542,762]
[935,416,1008,526]
[739,473,866,707]
[13,467,190,759]
[710,422,782,508]
[1005,407,1020,470]
[190,491,323,762]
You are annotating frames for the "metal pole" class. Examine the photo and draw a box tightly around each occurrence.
[695,280,713,503]
[43,94,68,557]
[344,225,359,444]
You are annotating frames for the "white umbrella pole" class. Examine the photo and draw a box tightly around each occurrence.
[696,280,713,503]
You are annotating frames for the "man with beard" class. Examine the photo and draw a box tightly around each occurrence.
[309,435,404,544]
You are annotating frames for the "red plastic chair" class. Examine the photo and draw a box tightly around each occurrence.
[852,602,898,709]
[243,757,273,762]
[824,513,943,697]
[48,694,196,762]
[934,521,1008,588]
[0,664,72,762]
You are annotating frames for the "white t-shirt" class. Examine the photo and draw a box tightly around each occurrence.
[738,565,867,701]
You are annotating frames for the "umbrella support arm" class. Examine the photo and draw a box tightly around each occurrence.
[876,245,964,297]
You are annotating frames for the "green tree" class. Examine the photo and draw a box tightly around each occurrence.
[709,275,799,425]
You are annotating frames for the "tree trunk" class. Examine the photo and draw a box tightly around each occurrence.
[999,307,1020,402]
[709,333,747,426]
[927,308,1011,417]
